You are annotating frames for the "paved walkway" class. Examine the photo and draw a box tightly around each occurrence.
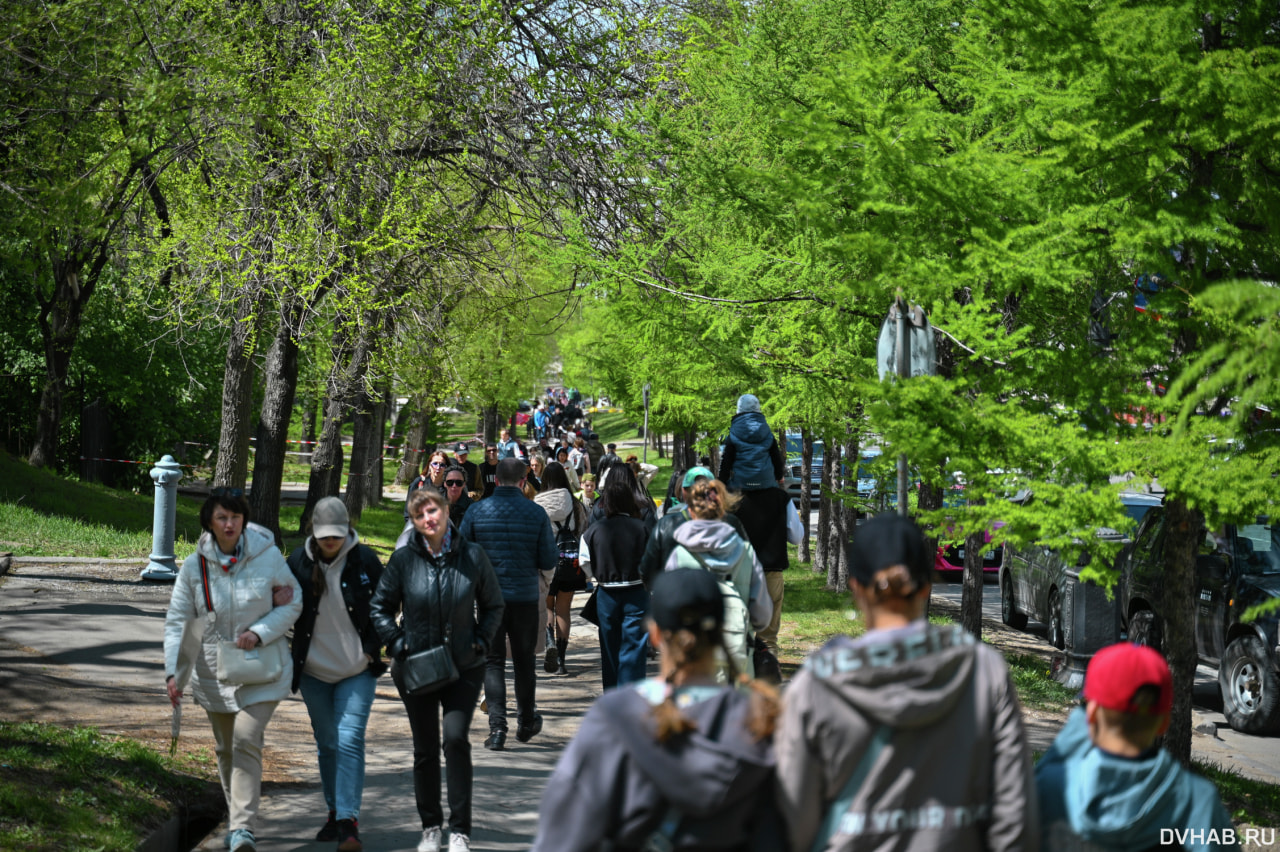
[5,558,1273,852]
[0,560,606,851]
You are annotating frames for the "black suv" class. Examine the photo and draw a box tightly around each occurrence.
[1001,491,1160,649]
[1118,509,1280,734]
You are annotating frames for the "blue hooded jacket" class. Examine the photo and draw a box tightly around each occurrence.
[719,411,783,492]
[1036,708,1237,851]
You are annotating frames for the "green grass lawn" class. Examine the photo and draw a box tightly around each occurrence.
[0,450,412,561]
[775,553,1076,713]
[0,721,219,852]
[0,451,207,559]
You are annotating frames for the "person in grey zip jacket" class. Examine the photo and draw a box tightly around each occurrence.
[776,513,1036,852]
[531,568,784,852]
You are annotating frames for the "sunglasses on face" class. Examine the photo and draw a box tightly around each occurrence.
[446,480,465,487]
[429,462,444,468]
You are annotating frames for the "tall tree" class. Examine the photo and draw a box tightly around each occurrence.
[1,0,187,468]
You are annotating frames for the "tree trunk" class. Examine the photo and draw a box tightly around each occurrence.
[213,296,260,488]
[962,527,986,639]
[300,328,371,531]
[344,387,378,521]
[482,403,501,444]
[394,395,427,486]
[917,475,945,619]
[301,392,318,448]
[836,428,858,589]
[248,313,301,539]
[29,262,92,470]
[798,427,813,563]
[824,441,844,590]
[301,389,347,533]
[1161,498,1205,765]
[815,438,835,574]
[79,395,111,484]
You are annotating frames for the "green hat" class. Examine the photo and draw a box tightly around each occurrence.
[681,466,715,489]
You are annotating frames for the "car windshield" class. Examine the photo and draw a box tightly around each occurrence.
[1124,503,1154,525]
[1238,524,1280,575]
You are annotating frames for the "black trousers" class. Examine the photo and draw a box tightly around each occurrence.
[484,600,538,731]
[398,665,484,835]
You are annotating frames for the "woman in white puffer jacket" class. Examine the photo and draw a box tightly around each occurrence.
[164,490,302,852]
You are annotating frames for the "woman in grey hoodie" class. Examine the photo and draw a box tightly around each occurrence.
[662,478,772,679]
[775,513,1036,852]
[531,569,784,852]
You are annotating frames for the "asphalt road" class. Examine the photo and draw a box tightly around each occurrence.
[932,578,1280,783]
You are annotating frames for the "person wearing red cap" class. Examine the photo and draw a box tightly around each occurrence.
[1036,642,1236,851]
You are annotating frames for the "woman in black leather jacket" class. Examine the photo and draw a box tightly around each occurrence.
[370,487,504,852]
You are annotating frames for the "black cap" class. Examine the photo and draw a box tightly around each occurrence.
[454,442,469,454]
[846,513,933,587]
[650,569,724,634]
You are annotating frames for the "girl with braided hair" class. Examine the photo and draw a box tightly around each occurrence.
[531,569,784,852]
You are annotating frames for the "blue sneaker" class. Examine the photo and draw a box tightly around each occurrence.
[227,828,256,852]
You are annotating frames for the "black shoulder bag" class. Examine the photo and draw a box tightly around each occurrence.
[401,558,460,695]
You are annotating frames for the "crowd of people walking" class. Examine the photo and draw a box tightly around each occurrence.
[162,392,1239,852]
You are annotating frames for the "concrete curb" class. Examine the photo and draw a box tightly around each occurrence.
[9,556,145,565]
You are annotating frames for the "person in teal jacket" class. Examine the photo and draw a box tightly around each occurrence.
[1036,642,1238,852]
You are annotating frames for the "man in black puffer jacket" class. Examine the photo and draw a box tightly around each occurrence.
[458,457,557,750]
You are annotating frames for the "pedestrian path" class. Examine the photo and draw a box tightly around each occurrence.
[194,603,606,852]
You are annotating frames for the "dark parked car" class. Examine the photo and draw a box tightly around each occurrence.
[1119,509,1280,734]
[1000,493,1160,649]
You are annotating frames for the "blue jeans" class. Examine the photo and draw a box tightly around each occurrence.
[596,585,649,689]
[300,670,376,820]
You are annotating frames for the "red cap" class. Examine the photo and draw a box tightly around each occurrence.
[1083,643,1173,715]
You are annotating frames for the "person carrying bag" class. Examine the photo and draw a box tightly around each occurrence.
[163,490,302,852]
[371,487,504,852]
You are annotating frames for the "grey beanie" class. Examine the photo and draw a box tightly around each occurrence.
[737,393,762,414]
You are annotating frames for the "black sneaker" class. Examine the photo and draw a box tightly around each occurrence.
[336,818,362,852]
[516,714,543,743]
[484,729,506,750]
[316,812,338,842]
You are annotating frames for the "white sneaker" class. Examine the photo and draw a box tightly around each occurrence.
[417,826,442,852]
[448,832,470,851]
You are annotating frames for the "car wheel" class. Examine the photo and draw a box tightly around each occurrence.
[1048,588,1065,650]
[1001,575,1028,630]
[1219,635,1280,735]
[1127,609,1162,653]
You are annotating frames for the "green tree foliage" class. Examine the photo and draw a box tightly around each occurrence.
[594,0,1279,761]
[0,0,190,468]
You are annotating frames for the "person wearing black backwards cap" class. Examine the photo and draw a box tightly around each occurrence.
[1036,643,1235,852]
[531,569,784,852]
[451,443,482,498]
[775,513,1036,852]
